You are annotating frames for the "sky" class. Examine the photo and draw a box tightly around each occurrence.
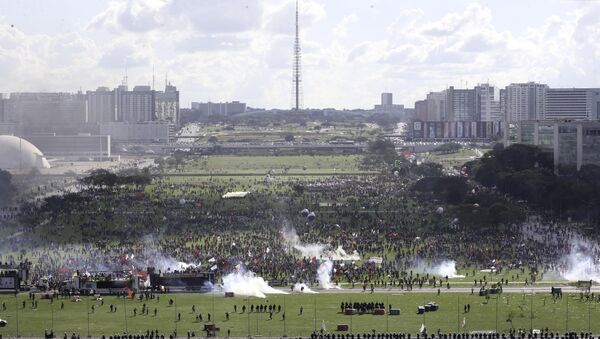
[0,0,600,110]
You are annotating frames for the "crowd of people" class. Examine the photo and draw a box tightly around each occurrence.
[1,165,599,291]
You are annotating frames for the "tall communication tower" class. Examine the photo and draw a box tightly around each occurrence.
[292,0,302,111]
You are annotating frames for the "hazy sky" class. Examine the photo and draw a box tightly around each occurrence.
[1,0,599,109]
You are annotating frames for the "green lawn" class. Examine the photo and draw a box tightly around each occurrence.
[1,292,598,337]
[179,155,372,175]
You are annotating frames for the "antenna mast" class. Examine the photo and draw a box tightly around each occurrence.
[292,0,302,111]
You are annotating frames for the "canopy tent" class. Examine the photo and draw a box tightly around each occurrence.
[222,191,251,199]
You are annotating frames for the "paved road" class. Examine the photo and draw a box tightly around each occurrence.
[275,285,599,294]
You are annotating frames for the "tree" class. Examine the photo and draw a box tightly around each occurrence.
[284,134,295,142]
[363,137,400,168]
[208,136,218,143]
[173,150,187,169]
[413,176,469,204]
[413,162,444,177]
[80,169,118,187]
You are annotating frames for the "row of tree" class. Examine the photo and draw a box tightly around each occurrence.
[79,168,154,188]
[466,144,600,222]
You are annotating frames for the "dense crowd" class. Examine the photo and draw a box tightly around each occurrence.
[1,170,599,289]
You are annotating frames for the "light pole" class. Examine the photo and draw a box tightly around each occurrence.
[246,298,250,338]
[284,295,287,337]
[51,299,54,332]
[123,294,128,334]
[457,294,460,333]
[566,294,569,332]
[530,290,533,332]
[87,296,90,338]
[174,294,179,336]
[386,294,389,332]
[588,300,591,332]
[495,295,498,334]
[313,295,316,333]
[15,293,20,338]
[350,297,353,334]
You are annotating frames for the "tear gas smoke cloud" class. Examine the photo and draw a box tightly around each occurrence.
[430,260,465,279]
[317,259,340,289]
[281,227,360,261]
[560,239,600,282]
[222,265,288,298]
[292,282,317,293]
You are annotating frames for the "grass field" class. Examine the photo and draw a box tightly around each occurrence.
[1,291,599,337]
[177,122,379,144]
[176,155,373,175]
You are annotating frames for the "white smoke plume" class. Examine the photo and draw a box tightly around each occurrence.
[221,265,288,298]
[292,282,317,293]
[560,239,600,282]
[281,227,360,261]
[430,260,466,279]
[317,259,341,289]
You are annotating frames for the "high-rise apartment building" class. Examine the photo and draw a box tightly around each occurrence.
[475,84,501,122]
[118,86,155,122]
[156,84,179,124]
[425,91,446,121]
[446,86,477,121]
[505,82,548,122]
[87,87,116,123]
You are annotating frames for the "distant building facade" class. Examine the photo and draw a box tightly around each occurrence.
[87,87,115,123]
[191,101,246,116]
[26,134,111,159]
[99,121,173,143]
[381,93,393,106]
[413,85,500,123]
[545,88,600,121]
[515,120,600,170]
[408,120,504,141]
[156,84,179,124]
[2,92,88,134]
[374,93,404,115]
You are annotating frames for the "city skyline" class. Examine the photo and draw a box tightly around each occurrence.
[1,0,600,109]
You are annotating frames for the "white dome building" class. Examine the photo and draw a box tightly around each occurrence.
[0,135,50,169]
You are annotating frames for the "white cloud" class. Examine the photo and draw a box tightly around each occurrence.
[1,0,600,109]
[333,14,357,38]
